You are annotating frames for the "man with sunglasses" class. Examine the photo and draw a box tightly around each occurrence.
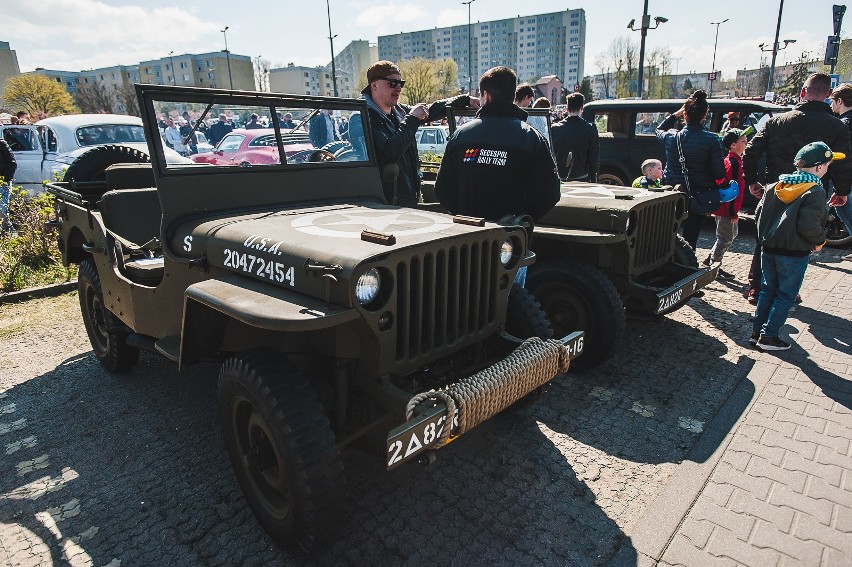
[360,60,478,207]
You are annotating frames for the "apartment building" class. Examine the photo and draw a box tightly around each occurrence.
[377,9,585,91]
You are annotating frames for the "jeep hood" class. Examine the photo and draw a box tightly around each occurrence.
[538,182,685,232]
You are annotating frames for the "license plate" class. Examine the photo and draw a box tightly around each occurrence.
[386,403,458,471]
[656,264,720,314]
[561,330,585,360]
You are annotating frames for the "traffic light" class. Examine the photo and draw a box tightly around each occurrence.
[834,4,846,36]
[825,35,841,65]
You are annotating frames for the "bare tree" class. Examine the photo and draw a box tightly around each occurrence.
[253,56,270,92]
[116,83,140,116]
[606,37,637,98]
[594,54,612,98]
[74,83,115,114]
[624,39,638,97]
[646,47,671,99]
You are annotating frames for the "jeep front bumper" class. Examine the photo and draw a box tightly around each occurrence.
[386,331,584,470]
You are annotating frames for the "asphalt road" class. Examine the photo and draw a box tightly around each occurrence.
[1,225,845,566]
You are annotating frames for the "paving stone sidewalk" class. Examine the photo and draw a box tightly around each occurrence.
[616,254,852,566]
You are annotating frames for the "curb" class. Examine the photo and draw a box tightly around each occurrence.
[0,281,77,304]
[608,355,779,566]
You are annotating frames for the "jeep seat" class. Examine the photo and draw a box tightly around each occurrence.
[99,188,164,286]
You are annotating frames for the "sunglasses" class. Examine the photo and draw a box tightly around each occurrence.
[377,78,405,89]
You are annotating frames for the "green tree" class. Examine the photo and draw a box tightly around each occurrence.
[579,77,593,102]
[777,55,811,95]
[397,58,459,105]
[3,74,77,117]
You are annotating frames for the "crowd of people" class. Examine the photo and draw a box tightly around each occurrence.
[362,61,850,354]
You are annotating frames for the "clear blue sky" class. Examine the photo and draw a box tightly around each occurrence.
[4,0,841,82]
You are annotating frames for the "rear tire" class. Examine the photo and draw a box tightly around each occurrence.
[78,258,139,372]
[64,145,150,183]
[219,351,345,554]
[527,262,624,371]
[597,170,628,186]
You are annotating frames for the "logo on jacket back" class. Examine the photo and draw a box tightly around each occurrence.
[464,148,507,166]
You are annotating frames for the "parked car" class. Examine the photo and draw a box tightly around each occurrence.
[190,128,317,166]
[580,98,785,187]
[416,124,449,178]
[45,85,583,552]
[1,114,190,194]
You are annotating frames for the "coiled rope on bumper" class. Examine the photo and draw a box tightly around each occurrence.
[405,337,571,447]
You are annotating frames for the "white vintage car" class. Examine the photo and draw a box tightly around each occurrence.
[1,113,189,194]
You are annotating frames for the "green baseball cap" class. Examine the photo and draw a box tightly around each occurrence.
[794,142,846,167]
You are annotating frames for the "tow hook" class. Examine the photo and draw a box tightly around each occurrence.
[416,450,437,467]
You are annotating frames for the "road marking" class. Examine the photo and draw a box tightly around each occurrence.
[7,468,79,500]
[16,454,50,477]
[0,418,27,435]
[630,402,656,418]
[678,417,704,433]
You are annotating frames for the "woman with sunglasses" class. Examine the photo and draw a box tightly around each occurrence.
[359,60,479,208]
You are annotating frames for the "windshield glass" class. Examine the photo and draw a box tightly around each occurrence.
[76,124,146,146]
[148,97,370,170]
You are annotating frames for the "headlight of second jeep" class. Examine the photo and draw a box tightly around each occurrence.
[355,268,381,305]
[500,239,515,265]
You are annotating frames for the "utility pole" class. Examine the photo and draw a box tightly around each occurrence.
[221,26,233,89]
[462,0,475,94]
[628,0,667,99]
[326,0,338,97]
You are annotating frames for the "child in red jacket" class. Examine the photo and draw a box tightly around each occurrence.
[703,129,747,278]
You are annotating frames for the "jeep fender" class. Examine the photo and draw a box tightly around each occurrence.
[180,273,358,365]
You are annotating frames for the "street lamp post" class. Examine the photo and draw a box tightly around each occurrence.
[759,37,796,97]
[326,0,338,97]
[221,26,233,89]
[628,0,667,99]
[169,50,176,85]
[462,0,475,95]
[709,18,728,98]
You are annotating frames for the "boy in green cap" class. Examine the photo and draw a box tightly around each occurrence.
[751,141,840,351]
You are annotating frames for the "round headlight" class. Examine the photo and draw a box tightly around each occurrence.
[355,268,381,304]
[500,239,515,266]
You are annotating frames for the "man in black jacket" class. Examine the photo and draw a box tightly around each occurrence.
[362,60,476,207]
[551,92,599,182]
[741,73,852,302]
[435,66,561,222]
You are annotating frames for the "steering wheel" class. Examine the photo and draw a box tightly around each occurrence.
[308,149,336,162]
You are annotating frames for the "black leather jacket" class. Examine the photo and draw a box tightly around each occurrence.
[743,100,852,195]
[435,102,560,221]
[363,93,471,207]
[656,114,726,190]
[551,115,599,181]
[0,139,16,182]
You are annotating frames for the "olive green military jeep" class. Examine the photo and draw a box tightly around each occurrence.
[46,86,583,553]
[442,108,719,369]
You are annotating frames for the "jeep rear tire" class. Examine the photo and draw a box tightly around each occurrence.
[64,145,150,183]
[78,258,139,372]
[506,284,554,340]
[527,262,624,371]
[219,351,345,554]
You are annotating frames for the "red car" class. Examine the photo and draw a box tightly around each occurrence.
[190,128,314,166]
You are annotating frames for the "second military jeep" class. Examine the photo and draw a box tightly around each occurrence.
[441,108,719,369]
[46,86,582,553]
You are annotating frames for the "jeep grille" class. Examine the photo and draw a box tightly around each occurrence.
[395,238,500,361]
[633,197,679,272]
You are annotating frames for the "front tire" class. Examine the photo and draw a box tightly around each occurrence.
[527,262,624,371]
[78,258,139,372]
[218,351,345,554]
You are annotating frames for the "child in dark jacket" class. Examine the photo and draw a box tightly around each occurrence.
[703,129,747,277]
[750,141,838,351]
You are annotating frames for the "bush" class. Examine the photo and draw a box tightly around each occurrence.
[0,185,75,292]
